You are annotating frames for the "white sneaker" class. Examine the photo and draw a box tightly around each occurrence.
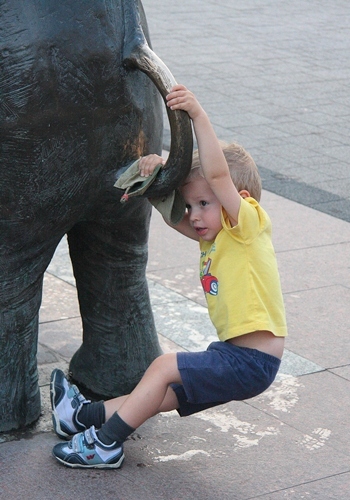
[52,426,125,469]
[50,368,90,439]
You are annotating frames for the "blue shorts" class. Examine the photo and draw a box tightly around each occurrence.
[171,341,281,417]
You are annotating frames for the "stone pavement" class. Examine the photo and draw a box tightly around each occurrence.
[1,1,350,498]
[145,0,350,223]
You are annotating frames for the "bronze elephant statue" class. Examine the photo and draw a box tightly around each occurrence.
[0,0,193,432]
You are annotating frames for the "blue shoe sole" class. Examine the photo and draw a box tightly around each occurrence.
[52,451,125,469]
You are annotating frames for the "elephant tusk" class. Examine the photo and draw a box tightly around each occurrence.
[122,1,193,197]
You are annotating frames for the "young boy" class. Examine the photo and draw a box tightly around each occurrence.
[50,84,287,469]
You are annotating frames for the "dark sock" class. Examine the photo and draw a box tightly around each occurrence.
[77,401,106,429]
[97,412,135,446]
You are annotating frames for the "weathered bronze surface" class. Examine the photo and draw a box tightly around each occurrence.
[0,0,193,431]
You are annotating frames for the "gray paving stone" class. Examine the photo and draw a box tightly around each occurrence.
[252,370,350,458]
[257,473,350,499]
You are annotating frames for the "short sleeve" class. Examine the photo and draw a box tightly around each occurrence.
[221,198,271,244]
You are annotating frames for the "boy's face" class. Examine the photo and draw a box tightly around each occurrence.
[181,176,222,241]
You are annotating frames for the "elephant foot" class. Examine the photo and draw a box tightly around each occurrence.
[0,385,41,433]
[0,320,42,432]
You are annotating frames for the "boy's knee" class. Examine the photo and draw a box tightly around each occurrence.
[152,353,176,369]
[149,353,179,379]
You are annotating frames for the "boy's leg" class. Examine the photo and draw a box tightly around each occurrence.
[98,353,181,445]
[51,353,182,468]
[104,353,181,425]
[104,386,179,419]
[50,368,126,439]
[51,354,181,440]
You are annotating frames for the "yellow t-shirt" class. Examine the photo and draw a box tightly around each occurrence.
[199,197,287,342]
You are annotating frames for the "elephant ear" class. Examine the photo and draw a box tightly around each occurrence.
[123,3,193,198]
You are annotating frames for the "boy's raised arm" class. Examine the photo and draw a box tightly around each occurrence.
[166,85,243,226]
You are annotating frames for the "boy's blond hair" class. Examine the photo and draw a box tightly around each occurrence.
[188,141,262,202]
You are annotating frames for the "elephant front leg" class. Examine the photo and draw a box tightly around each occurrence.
[68,199,162,398]
[0,306,41,432]
[0,234,61,432]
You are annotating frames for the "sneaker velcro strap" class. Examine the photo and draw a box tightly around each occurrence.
[84,426,97,445]
[71,385,91,406]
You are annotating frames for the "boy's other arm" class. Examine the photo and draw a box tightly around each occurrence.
[192,112,242,225]
[163,212,199,241]
[139,154,165,178]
